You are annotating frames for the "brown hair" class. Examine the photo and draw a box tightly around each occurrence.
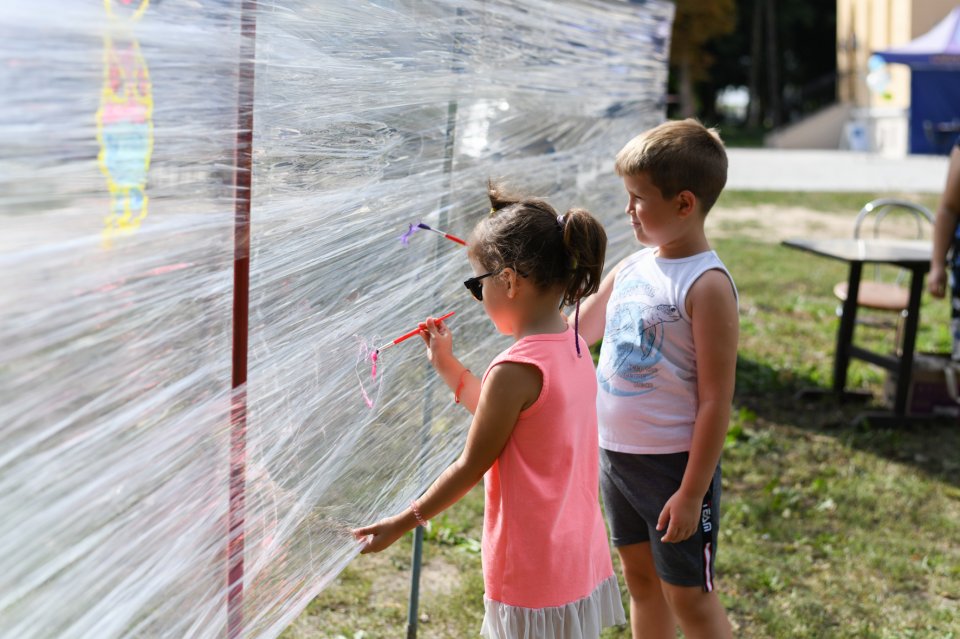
[614,118,728,214]
[468,181,607,308]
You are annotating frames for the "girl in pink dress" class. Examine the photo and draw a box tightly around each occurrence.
[355,183,625,638]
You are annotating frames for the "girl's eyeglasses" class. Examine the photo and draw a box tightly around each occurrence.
[463,272,496,301]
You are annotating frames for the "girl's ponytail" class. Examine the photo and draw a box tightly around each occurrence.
[559,207,606,358]
[487,179,524,213]
[559,207,606,307]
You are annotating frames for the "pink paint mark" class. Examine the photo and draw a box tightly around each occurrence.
[93,282,121,294]
[80,262,193,297]
[359,385,374,409]
[354,336,381,410]
[145,262,192,277]
[101,100,149,125]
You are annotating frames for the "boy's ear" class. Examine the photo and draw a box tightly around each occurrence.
[676,190,697,218]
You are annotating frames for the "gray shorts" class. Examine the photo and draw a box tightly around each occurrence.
[599,448,721,591]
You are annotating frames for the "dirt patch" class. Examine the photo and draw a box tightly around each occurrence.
[708,204,932,243]
[708,205,856,242]
[367,553,461,607]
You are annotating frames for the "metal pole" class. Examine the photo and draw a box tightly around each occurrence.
[406,525,425,638]
[406,28,462,637]
[228,2,257,638]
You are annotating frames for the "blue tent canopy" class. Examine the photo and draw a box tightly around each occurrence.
[875,7,960,68]
[875,7,960,154]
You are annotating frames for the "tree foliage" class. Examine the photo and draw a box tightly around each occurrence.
[670,0,738,83]
[669,0,737,117]
[668,0,838,130]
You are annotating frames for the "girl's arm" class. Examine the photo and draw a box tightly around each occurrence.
[353,361,541,553]
[571,258,625,346]
[930,144,960,298]
[419,315,481,413]
[658,269,739,543]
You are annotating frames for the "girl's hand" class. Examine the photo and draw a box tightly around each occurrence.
[928,264,948,298]
[419,315,455,368]
[656,491,702,543]
[352,515,408,554]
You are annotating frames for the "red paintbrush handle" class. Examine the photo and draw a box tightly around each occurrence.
[377,311,456,352]
[392,310,455,344]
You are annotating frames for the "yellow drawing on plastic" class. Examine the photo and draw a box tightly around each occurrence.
[96,0,153,247]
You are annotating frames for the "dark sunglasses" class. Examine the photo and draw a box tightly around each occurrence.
[463,272,496,301]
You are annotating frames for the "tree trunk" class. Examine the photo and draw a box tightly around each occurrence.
[678,57,697,119]
[747,0,763,128]
[765,0,780,127]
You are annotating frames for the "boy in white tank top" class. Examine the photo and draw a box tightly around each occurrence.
[577,119,739,639]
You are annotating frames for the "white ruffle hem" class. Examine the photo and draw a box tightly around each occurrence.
[480,575,626,639]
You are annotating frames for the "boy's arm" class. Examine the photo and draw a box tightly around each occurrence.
[658,269,739,543]
[570,258,626,346]
[930,144,960,298]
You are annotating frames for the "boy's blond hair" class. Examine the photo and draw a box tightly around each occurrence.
[614,118,728,215]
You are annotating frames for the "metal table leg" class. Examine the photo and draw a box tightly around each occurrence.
[893,267,926,415]
[833,262,863,395]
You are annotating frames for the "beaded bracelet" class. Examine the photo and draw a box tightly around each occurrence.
[410,499,428,528]
[454,368,471,404]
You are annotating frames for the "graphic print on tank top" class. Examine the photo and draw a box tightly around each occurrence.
[597,278,681,396]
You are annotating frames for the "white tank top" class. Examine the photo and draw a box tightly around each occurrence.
[596,248,737,454]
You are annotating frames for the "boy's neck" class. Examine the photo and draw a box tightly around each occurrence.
[655,221,710,259]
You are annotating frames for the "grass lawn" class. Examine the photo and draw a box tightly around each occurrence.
[714,190,942,214]
[286,192,960,639]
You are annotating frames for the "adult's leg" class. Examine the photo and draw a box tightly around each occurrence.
[660,582,732,639]
[617,542,675,639]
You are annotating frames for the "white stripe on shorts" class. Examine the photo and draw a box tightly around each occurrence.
[703,542,714,592]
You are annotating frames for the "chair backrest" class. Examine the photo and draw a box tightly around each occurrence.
[853,198,934,286]
[853,198,934,240]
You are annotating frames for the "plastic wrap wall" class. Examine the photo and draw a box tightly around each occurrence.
[0,1,673,637]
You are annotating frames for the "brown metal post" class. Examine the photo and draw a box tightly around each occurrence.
[228,1,257,638]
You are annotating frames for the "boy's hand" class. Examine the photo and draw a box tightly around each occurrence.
[353,515,408,554]
[657,490,702,543]
[419,315,455,368]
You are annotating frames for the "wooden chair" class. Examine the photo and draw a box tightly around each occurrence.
[833,198,934,353]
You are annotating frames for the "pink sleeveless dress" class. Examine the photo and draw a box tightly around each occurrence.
[480,328,625,639]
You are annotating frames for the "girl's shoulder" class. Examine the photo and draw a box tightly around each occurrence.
[481,359,543,413]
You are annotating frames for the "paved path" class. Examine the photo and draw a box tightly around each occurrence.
[726,148,950,193]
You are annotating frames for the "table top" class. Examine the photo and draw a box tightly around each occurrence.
[782,238,932,266]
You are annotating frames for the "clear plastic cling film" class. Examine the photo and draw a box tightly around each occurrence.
[0,1,673,637]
